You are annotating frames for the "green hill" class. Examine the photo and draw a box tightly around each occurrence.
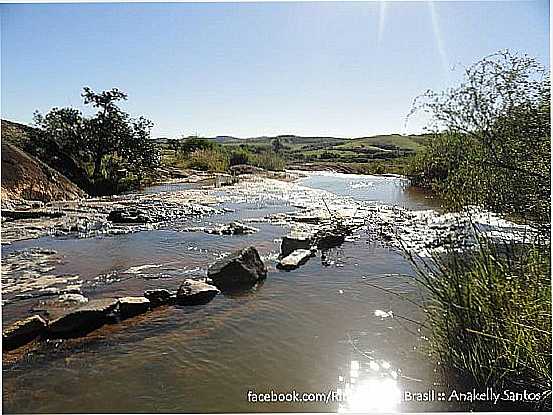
[334,134,426,152]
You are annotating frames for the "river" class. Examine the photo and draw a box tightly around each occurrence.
[2,172,447,413]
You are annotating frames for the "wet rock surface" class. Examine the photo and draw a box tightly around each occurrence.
[207,246,267,291]
[204,221,258,235]
[3,210,65,220]
[3,315,48,351]
[144,289,176,307]
[107,209,151,224]
[47,298,119,338]
[1,183,221,244]
[176,279,220,305]
[281,233,315,257]
[277,249,315,270]
[58,293,88,304]
[118,297,151,319]
[1,248,82,305]
[1,172,539,359]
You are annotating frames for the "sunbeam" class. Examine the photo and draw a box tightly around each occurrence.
[427,0,449,76]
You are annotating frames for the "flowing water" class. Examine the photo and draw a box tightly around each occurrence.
[2,173,446,413]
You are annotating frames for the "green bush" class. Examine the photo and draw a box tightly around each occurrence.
[408,51,550,228]
[186,149,229,172]
[229,149,252,166]
[252,150,285,171]
[180,137,218,154]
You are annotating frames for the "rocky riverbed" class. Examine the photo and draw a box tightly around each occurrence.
[2,171,536,307]
[2,170,541,413]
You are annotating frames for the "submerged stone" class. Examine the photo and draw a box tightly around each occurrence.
[3,315,48,351]
[176,279,220,305]
[207,246,267,291]
[144,289,175,307]
[47,298,118,338]
[277,249,315,270]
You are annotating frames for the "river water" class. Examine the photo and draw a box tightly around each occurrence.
[2,173,446,413]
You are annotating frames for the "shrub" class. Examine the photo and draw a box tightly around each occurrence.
[180,137,218,154]
[408,51,550,228]
[187,149,229,172]
[252,150,285,171]
[229,149,252,166]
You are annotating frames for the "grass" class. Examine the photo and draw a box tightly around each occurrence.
[335,134,424,152]
[157,132,430,175]
[406,237,551,410]
[251,150,286,171]
[187,149,229,172]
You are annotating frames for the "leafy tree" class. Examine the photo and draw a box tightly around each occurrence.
[409,51,550,227]
[180,136,218,154]
[33,87,160,193]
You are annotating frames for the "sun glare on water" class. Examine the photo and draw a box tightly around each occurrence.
[338,359,402,413]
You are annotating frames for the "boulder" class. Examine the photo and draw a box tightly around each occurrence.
[118,297,150,319]
[277,249,315,270]
[107,209,150,224]
[144,289,175,307]
[47,298,118,338]
[281,233,314,257]
[207,246,267,290]
[176,279,220,305]
[3,315,48,351]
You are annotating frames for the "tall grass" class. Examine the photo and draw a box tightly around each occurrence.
[407,238,551,409]
[252,150,285,171]
[186,149,229,172]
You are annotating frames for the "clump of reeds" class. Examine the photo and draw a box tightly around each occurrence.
[407,237,551,409]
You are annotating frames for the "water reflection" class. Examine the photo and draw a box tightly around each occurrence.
[338,358,401,413]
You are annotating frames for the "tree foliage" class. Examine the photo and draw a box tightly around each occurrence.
[33,87,160,193]
[409,51,550,227]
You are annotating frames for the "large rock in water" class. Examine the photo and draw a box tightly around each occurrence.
[176,279,220,305]
[281,233,314,257]
[47,298,118,338]
[3,315,48,351]
[207,246,267,290]
[118,297,150,319]
[277,249,315,270]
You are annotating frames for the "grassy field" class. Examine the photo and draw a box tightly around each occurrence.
[158,133,429,174]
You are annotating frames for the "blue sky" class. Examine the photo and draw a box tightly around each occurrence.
[1,1,549,138]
